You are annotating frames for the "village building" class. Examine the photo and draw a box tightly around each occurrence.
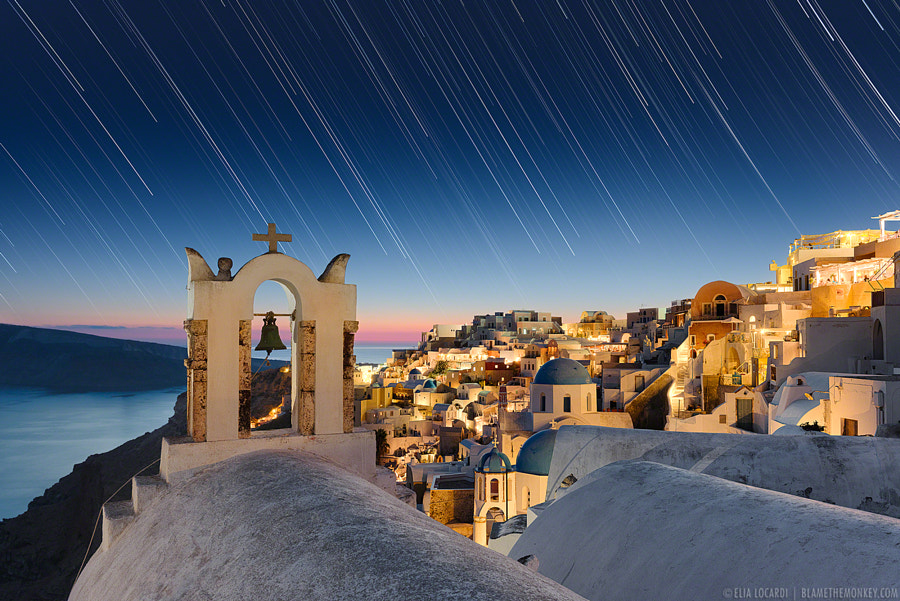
[599,361,666,412]
[562,310,616,340]
[529,357,633,431]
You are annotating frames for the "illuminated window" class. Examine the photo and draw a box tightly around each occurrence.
[586,393,592,412]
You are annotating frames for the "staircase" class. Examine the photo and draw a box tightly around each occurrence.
[666,339,693,428]
[866,259,893,292]
[100,475,168,551]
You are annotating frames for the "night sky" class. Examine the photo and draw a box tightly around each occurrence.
[3,1,900,344]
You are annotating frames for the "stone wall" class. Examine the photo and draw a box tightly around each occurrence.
[297,320,316,434]
[343,320,359,433]
[702,374,719,413]
[428,489,474,525]
[238,320,251,438]
[184,319,208,442]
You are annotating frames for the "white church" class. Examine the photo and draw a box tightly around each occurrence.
[529,357,632,430]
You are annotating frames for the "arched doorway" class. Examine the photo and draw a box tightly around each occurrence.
[714,294,727,317]
[485,507,506,543]
[873,319,884,361]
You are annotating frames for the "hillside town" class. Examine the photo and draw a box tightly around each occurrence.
[64,216,900,601]
[354,211,900,546]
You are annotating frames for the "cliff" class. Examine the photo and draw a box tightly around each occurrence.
[0,324,187,392]
[0,393,187,601]
[0,324,288,393]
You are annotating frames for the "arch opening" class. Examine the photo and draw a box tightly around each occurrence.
[249,280,296,433]
[873,319,885,361]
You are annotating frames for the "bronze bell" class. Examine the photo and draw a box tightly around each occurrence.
[255,311,287,354]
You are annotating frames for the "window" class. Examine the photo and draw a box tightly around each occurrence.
[586,393,592,412]
[842,418,858,436]
[490,478,499,501]
[719,414,727,424]
[522,487,531,510]
[540,393,546,412]
[702,303,712,316]
[563,395,571,412]
[635,375,645,392]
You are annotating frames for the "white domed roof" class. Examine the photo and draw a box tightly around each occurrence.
[70,451,581,601]
[534,358,591,385]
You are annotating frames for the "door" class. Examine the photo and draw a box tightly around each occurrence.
[736,396,753,431]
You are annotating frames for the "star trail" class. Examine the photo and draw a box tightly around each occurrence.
[2,1,900,342]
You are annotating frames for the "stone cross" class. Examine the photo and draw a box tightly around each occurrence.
[252,223,292,253]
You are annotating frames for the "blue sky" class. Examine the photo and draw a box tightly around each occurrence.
[2,1,900,344]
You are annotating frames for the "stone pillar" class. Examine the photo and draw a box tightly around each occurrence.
[297,320,316,435]
[184,319,208,442]
[473,515,487,547]
[238,320,252,438]
[343,320,359,433]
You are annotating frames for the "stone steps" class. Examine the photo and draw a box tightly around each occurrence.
[100,474,168,551]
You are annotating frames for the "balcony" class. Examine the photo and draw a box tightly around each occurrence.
[720,372,751,386]
[692,313,741,322]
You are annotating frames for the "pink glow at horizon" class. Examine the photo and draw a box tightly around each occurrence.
[33,321,424,347]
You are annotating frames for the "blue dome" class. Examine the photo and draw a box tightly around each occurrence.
[476,447,512,473]
[423,379,437,390]
[409,368,422,375]
[534,358,591,385]
[515,429,558,476]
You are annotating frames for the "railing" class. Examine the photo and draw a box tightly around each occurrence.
[720,372,750,386]
[867,259,893,292]
[692,313,740,322]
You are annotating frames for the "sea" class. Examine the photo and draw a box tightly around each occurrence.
[354,342,415,365]
[0,387,181,520]
[0,342,414,520]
